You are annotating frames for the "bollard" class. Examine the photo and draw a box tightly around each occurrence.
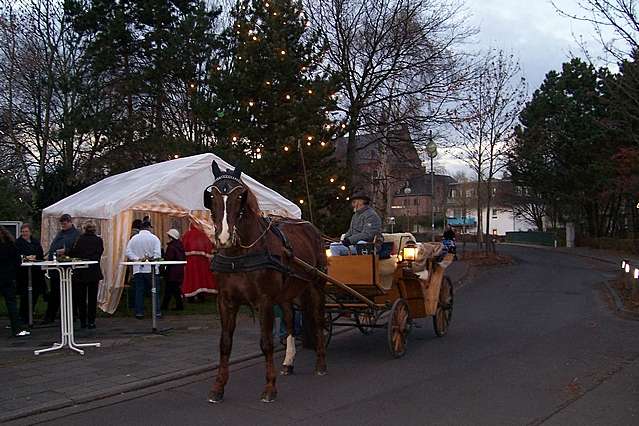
[632,268,639,305]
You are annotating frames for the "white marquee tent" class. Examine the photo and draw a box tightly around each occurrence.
[42,153,301,313]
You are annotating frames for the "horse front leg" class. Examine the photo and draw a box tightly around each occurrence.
[208,297,238,404]
[280,302,296,376]
[259,301,277,402]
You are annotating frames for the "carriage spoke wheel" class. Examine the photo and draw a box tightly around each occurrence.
[433,276,454,337]
[387,299,410,358]
[323,311,334,348]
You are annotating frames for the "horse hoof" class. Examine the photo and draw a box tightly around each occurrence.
[280,365,294,376]
[314,369,328,376]
[208,391,224,404]
[260,392,277,403]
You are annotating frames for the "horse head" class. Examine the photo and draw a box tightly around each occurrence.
[204,161,259,249]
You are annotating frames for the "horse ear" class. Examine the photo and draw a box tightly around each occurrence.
[203,187,213,211]
[232,166,242,179]
[212,161,221,178]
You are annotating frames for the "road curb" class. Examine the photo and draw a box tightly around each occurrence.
[602,281,639,321]
[1,327,353,424]
[0,352,250,424]
[3,262,474,424]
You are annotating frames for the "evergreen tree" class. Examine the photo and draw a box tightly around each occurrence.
[66,0,220,171]
[510,59,618,236]
[211,0,348,230]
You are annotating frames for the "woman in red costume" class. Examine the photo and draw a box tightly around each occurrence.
[181,223,217,298]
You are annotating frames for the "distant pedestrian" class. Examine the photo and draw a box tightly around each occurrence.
[15,223,46,324]
[67,222,104,329]
[43,214,80,324]
[125,221,162,319]
[0,226,30,337]
[161,229,185,311]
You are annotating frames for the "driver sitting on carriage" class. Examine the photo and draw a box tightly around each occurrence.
[330,192,383,256]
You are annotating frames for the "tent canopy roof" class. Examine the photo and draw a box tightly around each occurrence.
[43,153,301,219]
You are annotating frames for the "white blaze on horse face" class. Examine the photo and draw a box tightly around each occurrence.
[219,195,230,245]
[283,334,296,366]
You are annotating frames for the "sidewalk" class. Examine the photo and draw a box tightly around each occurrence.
[0,260,471,423]
[0,313,261,423]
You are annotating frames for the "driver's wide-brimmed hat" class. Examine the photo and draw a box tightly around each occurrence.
[350,192,371,202]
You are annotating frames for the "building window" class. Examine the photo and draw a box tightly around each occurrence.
[492,208,498,218]
[449,189,456,199]
[466,189,473,198]
[414,199,419,206]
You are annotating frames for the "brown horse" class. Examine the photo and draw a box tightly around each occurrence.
[204,162,327,403]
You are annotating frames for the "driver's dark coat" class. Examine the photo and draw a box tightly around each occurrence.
[344,205,382,243]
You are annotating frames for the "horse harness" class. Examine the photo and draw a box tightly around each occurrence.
[210,213,313,282]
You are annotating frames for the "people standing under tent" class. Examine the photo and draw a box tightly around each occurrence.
[15,223,46,325]
[161,229,186,311]
[125,218,143,308]
[131,219,143,237]
[67,222,104,329]
[0,226,30,337]
[182,223,217,301]
[125,220,162,319]
[43,214,80,324]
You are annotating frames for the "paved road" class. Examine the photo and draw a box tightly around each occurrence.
[18,246,639,425]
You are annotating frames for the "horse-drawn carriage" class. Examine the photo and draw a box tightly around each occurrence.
[205,162,454,403]
[317,233,454,357]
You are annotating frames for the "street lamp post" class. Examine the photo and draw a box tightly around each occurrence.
[425,131,438,242]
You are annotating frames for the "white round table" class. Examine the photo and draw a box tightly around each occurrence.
[120,261,187,332]
[21,260,101,355]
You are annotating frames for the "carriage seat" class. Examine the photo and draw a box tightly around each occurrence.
[379,255,399,290]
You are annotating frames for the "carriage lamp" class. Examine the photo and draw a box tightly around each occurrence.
[626,263,631,273]
[402,241,417,262]
[325,248,332,258]
[622,260,626,269]
[635,268,639,279]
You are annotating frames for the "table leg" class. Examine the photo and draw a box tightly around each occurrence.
[35,266,100,356]
[66,268,100,351]
[35,267,67,355]
[152,269,157,333]
[28,267,33,328]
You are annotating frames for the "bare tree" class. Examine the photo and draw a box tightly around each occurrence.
[553,0,639,60]
[448,48,527,248]
[308,0,474,185]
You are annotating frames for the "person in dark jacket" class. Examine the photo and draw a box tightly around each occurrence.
[67,221,104,329]
[0,226,30,337]
[43,214,80,324]
[161,229,185,311]
[330,193,383,255]
[15,223,46,324]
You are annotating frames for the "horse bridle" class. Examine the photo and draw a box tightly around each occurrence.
[206,175,269,249]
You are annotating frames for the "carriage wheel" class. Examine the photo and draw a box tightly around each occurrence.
[387,299,410,358]
[433,276,454,337]
[323,311,334,348]
[355,311,376,335]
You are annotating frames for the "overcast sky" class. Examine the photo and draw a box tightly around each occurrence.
[439,0,605,176]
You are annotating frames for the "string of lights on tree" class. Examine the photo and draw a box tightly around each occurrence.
[211,0,350,210]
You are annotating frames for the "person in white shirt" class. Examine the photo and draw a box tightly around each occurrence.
[125,221,162,319]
